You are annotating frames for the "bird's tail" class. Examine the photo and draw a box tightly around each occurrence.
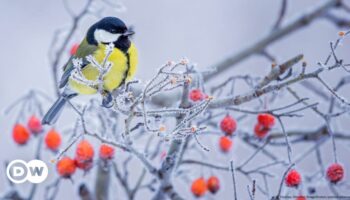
[42,96,67,125]
[42,88,77,125]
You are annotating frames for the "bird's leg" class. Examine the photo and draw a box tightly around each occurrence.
[101,90,114,108]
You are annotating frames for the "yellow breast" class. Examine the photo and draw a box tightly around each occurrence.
[68,43,138,95]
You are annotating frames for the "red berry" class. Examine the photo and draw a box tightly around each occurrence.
[207,176,220,194]
[285,169,301,187]
[69,43,79,55]
[45,129,61,151]
[191,177,207,197]
[12,124,30,145]
[27,115,42,134]
[75,140,94,163]
[326,163,344,183]
[75,139,94,171]
[56,157,76,178]
[257,113,275,129]
[219,136,232,152]
[99,144,115,160]
[189,89,203,102]
[220,115,237,135]
[254,123,269,138]
[296,195,307,200]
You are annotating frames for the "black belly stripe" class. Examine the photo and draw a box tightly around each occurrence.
[119,52,131,86]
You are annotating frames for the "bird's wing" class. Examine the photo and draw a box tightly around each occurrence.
[59,39,98,88]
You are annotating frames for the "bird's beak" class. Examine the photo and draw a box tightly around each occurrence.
[123,30,135,36]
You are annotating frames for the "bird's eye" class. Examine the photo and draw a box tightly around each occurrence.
[110,29,117,33]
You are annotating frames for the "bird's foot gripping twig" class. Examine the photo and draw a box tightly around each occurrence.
[101,90,114,108]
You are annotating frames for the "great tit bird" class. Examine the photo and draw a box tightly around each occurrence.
[42,17,138,125]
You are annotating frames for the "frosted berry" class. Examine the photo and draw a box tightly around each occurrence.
[99,144,115,160]
[220,115,237,135]
[57,157,76,178]
[254,123,269,138]
[27,115,42,134]
[207,176,220,194]
[45,129,61,151]
[70,43,79,55]
[257,113,275,129]
[75,140,94,163]
[189,89,203,102]
[285,169,301,187]
[326,163,344,183]
[12,124,30,145]
[75,139,94,171]
[191,177,207,197]
[219,136,232,152]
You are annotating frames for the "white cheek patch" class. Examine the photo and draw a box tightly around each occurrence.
[94,29,120,43]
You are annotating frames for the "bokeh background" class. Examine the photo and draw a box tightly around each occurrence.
[1,0,350,199]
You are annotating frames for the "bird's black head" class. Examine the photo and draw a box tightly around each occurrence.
[87,17,134,52]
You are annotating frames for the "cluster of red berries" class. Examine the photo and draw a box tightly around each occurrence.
[12,115,42,145]
[254,113,275,138]
[189,89,209,102]
[218,115,237,152]
[284,163,345,189]
[12,115,63,151]
[191,176,220,197]
[75,140,95,171]
[56,140,115,178]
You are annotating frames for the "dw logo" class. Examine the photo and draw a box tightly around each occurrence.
[6,160,48,184]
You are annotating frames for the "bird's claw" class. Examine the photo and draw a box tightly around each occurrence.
[102,92,114,108]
